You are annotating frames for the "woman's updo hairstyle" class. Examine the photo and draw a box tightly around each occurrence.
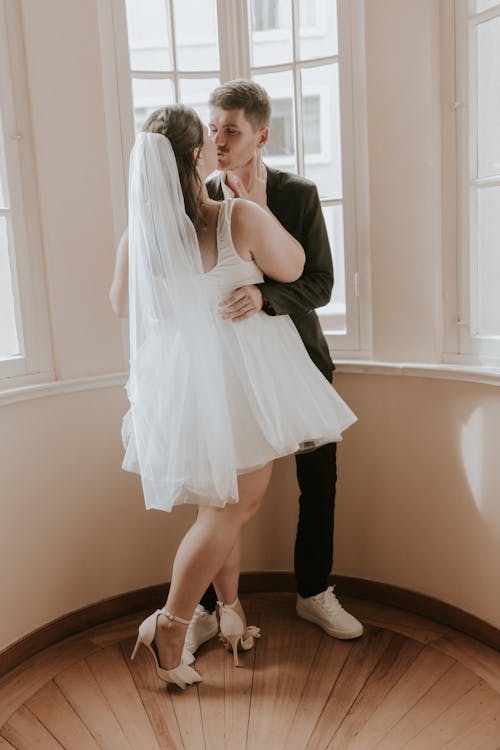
[142,105,206,230]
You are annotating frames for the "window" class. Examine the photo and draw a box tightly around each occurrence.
[103,0,369,354]
[124,0,220,129]
[0,1,51,387]
[444,0,500,365]
[249,0,350,336]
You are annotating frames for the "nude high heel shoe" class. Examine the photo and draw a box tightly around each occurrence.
[217,598,261,667]
[131,608,202,689]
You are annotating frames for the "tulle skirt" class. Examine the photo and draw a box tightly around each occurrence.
[122,311,356,511]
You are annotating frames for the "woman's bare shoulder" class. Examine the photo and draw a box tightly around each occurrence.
[230,198,264,230]
[230,199,262,258]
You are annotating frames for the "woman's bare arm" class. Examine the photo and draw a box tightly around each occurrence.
[231,199,305,283]
[109,228,129,318]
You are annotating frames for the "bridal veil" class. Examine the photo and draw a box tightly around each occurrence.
[121,132,238,511]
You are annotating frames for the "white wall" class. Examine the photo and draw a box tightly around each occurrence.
[1,0,499,654]
[332,373,500,628]
[365,0,442,362]
[20,0,125,378]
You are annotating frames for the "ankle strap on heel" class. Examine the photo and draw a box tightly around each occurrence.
[216,597,239,609]
[159,608,191,625]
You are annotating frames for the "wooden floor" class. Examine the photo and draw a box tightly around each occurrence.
[1,594,499,749]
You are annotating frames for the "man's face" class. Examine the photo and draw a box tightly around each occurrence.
[208,107,268,171]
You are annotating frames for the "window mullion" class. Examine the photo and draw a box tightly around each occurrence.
[5,215,25,357]
[291,0,304,175]
[251,55,338,74]
[166,0,180,100]
[469,4,500,24]
[468,10,478,339]
[454,0,472,350]
[471,175,500,187]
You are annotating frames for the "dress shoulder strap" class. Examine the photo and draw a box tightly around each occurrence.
[216,198,237,248]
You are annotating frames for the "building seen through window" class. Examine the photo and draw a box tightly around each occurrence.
[252,0,280,32]
[266,96,320,160]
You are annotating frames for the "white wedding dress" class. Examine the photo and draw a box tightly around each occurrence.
[122,197,356,509]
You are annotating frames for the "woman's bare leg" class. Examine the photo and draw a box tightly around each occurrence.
[212,465,274,632]
[155,462,273,668]
[213,535,241,606]
[212,536,253,636]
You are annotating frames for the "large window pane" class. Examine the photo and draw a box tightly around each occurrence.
[131,78,175,132]
[317,204,345,333]
[253,70,297,173]
[476,17,500,178]
[302,64,342,199]
[0,217,20,359]
[476,187,500,335]
[299,0,338,60]
[173,0,219,70]
[179,78,220,124]
[125,0,172,71]
[249,0,293,67]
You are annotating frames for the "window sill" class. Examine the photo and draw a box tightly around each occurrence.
[334,360,500,388]
[2,361,500,408]
[0,372,127,407]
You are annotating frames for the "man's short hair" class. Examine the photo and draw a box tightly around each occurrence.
[209,79,271,130]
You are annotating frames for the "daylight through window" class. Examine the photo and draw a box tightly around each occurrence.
[123,0,353,338]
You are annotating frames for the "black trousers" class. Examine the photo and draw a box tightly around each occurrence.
[200,441,337,612]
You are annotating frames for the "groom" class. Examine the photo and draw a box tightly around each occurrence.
[184,80,362,658]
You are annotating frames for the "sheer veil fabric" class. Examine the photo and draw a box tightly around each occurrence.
[121,132,239,511]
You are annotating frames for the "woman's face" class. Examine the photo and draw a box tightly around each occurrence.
[195,125,218,179]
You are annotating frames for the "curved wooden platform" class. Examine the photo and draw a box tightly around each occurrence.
[1,593,499,749]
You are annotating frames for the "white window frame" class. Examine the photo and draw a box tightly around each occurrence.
[442,0,500,367]
[0,0,52,389]
[98,0,372,358]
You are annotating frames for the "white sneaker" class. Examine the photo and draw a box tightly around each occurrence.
[296,585,364,639]
[183,605,219,663]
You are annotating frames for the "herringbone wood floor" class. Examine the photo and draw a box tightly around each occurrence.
[1,593,499,749]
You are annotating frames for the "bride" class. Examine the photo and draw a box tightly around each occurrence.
[109,104,356,688]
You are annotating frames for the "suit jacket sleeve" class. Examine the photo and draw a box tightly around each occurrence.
[257,184,333,316]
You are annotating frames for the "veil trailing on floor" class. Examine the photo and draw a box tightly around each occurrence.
[121,132,238,511]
